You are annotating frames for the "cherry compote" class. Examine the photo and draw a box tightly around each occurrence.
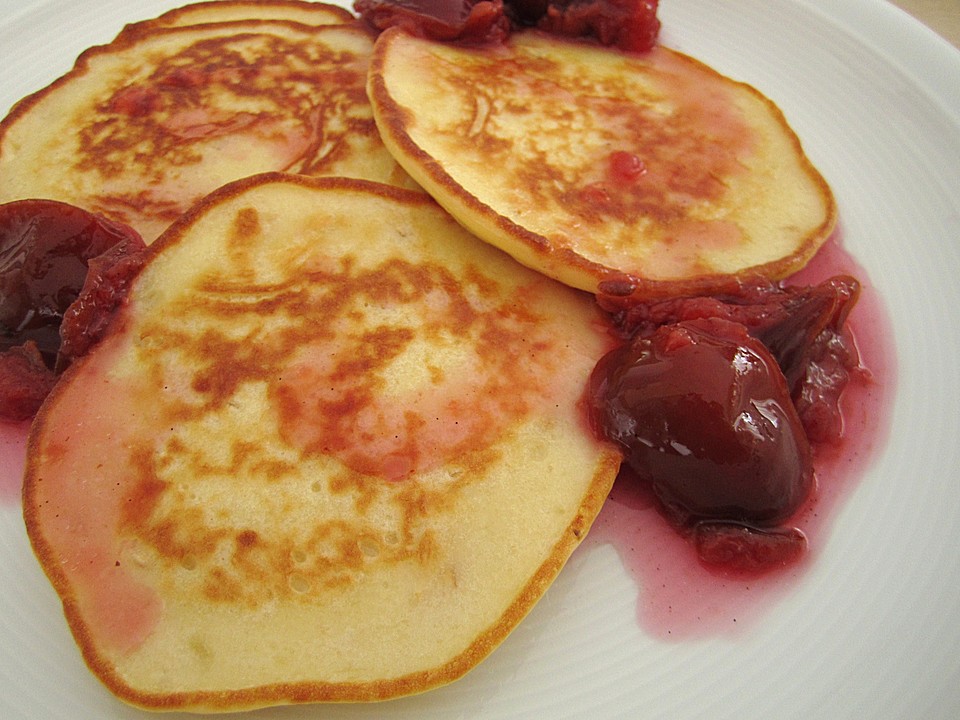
[590,275,863,572]
[591,317,813,527]
[355,0,661,52]
[0,199,146,420]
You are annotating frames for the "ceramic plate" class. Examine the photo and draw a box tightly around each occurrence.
[1,1,958,718]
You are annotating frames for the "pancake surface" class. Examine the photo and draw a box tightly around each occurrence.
[0,19,415,243]
[369,29,837,297]
[121,0,353,33]
[22,174,620,711]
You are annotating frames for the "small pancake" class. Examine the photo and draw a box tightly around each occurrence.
[119,0,354,34]
[368,29,837,298]
[0,20,416,243]
[22,174,620,711]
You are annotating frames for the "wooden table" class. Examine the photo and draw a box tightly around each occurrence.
[889,0,960,48]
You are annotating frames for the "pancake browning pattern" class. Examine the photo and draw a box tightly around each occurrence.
[0,20,417,243]
[368,29,837,298]
[22,174,620,711]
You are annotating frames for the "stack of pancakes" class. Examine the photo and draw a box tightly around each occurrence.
[4,0,835,711]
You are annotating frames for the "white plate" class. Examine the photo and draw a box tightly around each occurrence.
[1,1,959,718]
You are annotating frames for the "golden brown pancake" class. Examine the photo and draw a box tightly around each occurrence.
[0,19,416,243]
[368,28,837,298]
[119,0,354,34]
[22,174,620,712]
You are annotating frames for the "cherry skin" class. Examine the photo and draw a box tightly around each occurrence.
[590,317,813,527]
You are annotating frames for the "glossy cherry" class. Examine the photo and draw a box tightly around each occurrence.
[0,199,146,420]
[590,317,813,526]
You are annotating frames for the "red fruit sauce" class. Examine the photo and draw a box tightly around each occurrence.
[589,317,815,530]
[0,199,146,421]
[582,229,896,639]
[354,0,661,52]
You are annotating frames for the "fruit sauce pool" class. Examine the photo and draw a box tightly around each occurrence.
[0,229,896,639]
[582,229,896,639]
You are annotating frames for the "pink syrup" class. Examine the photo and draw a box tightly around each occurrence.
[582,228,897,639]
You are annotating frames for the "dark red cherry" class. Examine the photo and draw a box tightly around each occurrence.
[590,317,813,526]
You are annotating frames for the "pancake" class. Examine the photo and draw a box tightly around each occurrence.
[0,20,416,244]
[22,174,620,712]
[119,0,353,34]
[368,28,837,298]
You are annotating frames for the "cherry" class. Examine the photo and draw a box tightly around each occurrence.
[0,199,146,420]
[590,317,813,526]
